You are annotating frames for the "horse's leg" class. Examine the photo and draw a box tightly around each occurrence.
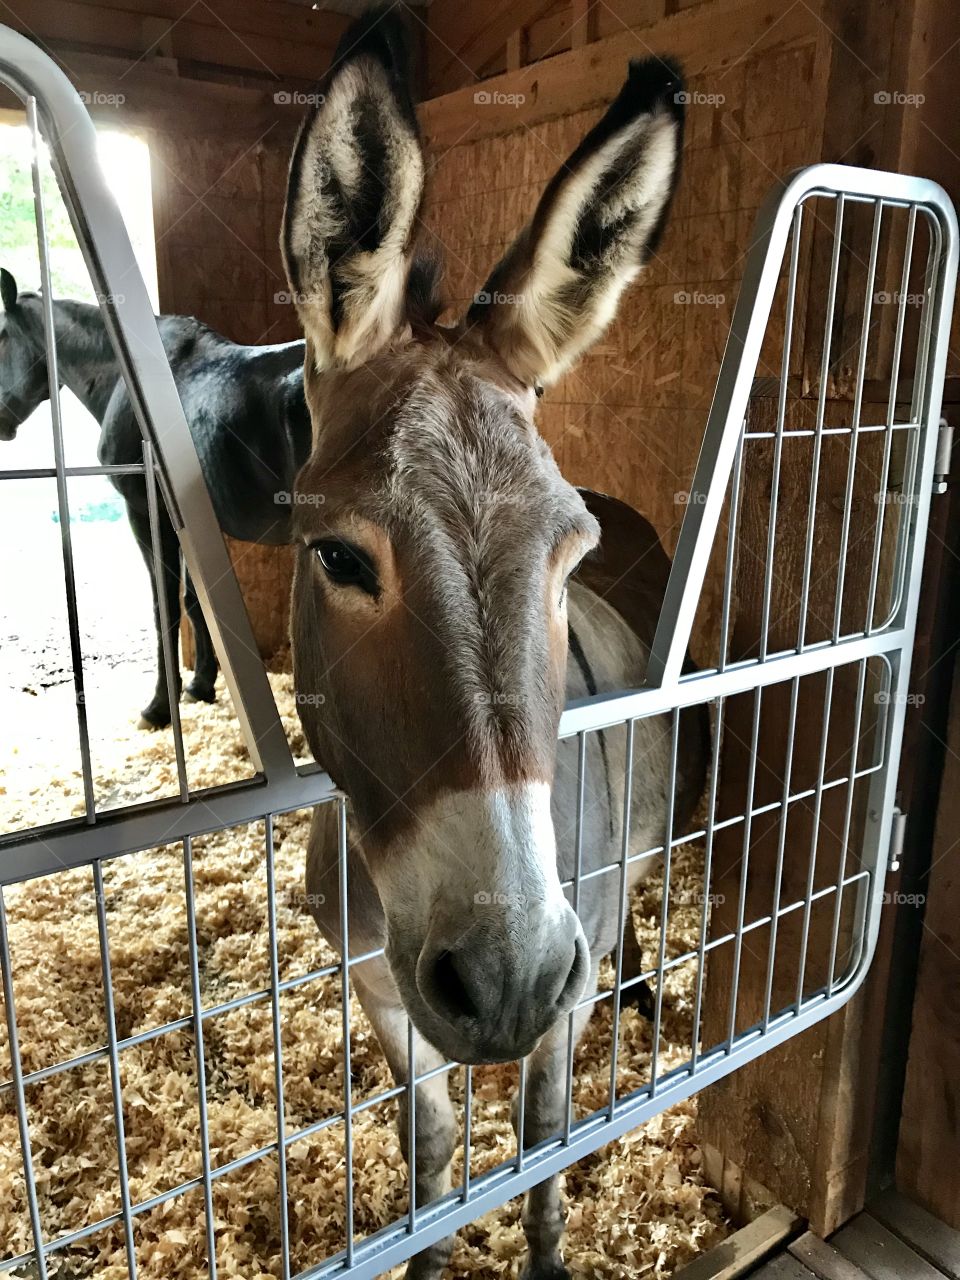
[182,569,219,704]
[513,960,600,1280]
[126,498,182,729]
[351,971,458,1280]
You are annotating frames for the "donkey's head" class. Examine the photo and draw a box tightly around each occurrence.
[283,12,684,1064]
[0,270,51,441]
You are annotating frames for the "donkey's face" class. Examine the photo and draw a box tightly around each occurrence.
[0,271,50,441]
[283,15,683,1064]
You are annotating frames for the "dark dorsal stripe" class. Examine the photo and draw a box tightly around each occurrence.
[568,622,615,837]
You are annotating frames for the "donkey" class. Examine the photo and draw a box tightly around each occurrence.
[283,11,701,1278]
[0,270,311,727]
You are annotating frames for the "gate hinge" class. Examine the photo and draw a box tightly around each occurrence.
[888,807,907,873]
[933,418,953,495]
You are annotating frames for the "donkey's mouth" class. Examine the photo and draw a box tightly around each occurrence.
[0,421,18,442]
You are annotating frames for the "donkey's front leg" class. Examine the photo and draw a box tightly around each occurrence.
[352,973,458,1280]
[513,962,599,1280]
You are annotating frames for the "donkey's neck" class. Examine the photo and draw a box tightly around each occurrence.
[47,299,121,425]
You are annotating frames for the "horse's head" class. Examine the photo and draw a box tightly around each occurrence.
[0,270,50,442]
[283,12,684,1064]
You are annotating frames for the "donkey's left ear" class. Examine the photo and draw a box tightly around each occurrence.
[469,58,685,387]
[1,269,18,311]
[282,10,425,370]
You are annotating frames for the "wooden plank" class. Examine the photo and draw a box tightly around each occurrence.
[570,0,597,48]
[506,27,527,72]
[1,0,345,86]
[832,1214,946,1280]
[789,1232,874,1280]
[39,0,349,47]
[753,1257,817,1280]
[673,1206,801,1280]
[427,0,559,95]
[871,1191,960,1279]
[420,0,818,146]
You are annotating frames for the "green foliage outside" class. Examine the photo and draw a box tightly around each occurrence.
[0,126,96,300]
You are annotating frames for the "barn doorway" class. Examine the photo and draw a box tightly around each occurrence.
[0,122,159,832]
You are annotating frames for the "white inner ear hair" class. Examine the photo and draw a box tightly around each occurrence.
[287,59,424,371]
[516,108,680,385]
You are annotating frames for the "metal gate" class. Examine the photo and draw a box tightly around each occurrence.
[0,25,956,1280]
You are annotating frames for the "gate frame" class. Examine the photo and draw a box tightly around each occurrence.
[0,22,957,1280]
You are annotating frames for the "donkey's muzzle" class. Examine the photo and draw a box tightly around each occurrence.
[415,901,590,1063]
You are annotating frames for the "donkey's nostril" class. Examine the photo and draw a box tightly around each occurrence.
[558,927,590,1010]
[428,948,481,1023]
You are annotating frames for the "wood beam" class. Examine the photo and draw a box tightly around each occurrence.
[419,0,818,146]
[0,0,347,89]
[427,0,559,96]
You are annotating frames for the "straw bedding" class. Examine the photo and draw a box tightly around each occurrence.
[0,674,729,1277]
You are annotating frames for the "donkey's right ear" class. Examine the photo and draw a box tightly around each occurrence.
[281,10,425,371]
[1,269,17,311]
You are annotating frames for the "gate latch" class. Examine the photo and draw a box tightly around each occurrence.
[888,807,907,873]
[933,419,953,495]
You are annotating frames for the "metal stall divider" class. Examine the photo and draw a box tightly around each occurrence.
[0,26,956,1280]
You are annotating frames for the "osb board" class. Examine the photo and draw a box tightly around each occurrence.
[897,651,960,1229]
[0,675,730,1278]
[421,36,820,665]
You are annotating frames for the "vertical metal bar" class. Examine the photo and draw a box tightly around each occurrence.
[650,709,680,1098]
[0,889,49,1280]
[798,194,846,652]
[27,94,95,822]
[833,200,883,641]
[564,731,587,1143]
[407,1018,417,1233]
[691,697,722,1069]
[608,720,636,1120]
[759,204,804,659]
[866,206,917,634]
[795,670,836,1008]
[719,434,745,674]
[265,815,291,1280]
[516,1057,527,1171]
[92,860,138,1278]
[827,660,869,993]
[183,837,218,1280]
[727,688,763,1047]
[462,1065,472,1203]
[143,439,189,802]
[337,798,354,1264]
[760,676,800,1031]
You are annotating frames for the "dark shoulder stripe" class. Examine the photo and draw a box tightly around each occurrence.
[568,622,598,696]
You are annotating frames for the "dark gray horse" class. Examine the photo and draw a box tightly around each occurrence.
[0,268,310,727]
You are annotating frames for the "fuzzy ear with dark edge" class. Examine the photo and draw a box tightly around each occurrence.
[281,8,427,371]
[468,58,685,388]
[1,269,18,311]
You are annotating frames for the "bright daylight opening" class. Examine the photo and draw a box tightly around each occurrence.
[0,124,159,832]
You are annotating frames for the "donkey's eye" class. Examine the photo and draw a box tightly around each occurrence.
[314,539,378,595]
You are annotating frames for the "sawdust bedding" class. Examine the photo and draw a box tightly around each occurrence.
[0,673,730,1278]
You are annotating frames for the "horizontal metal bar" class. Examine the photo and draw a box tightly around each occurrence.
[743,420,919,441]
[0,463,145,481]
[0,767,337,886]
